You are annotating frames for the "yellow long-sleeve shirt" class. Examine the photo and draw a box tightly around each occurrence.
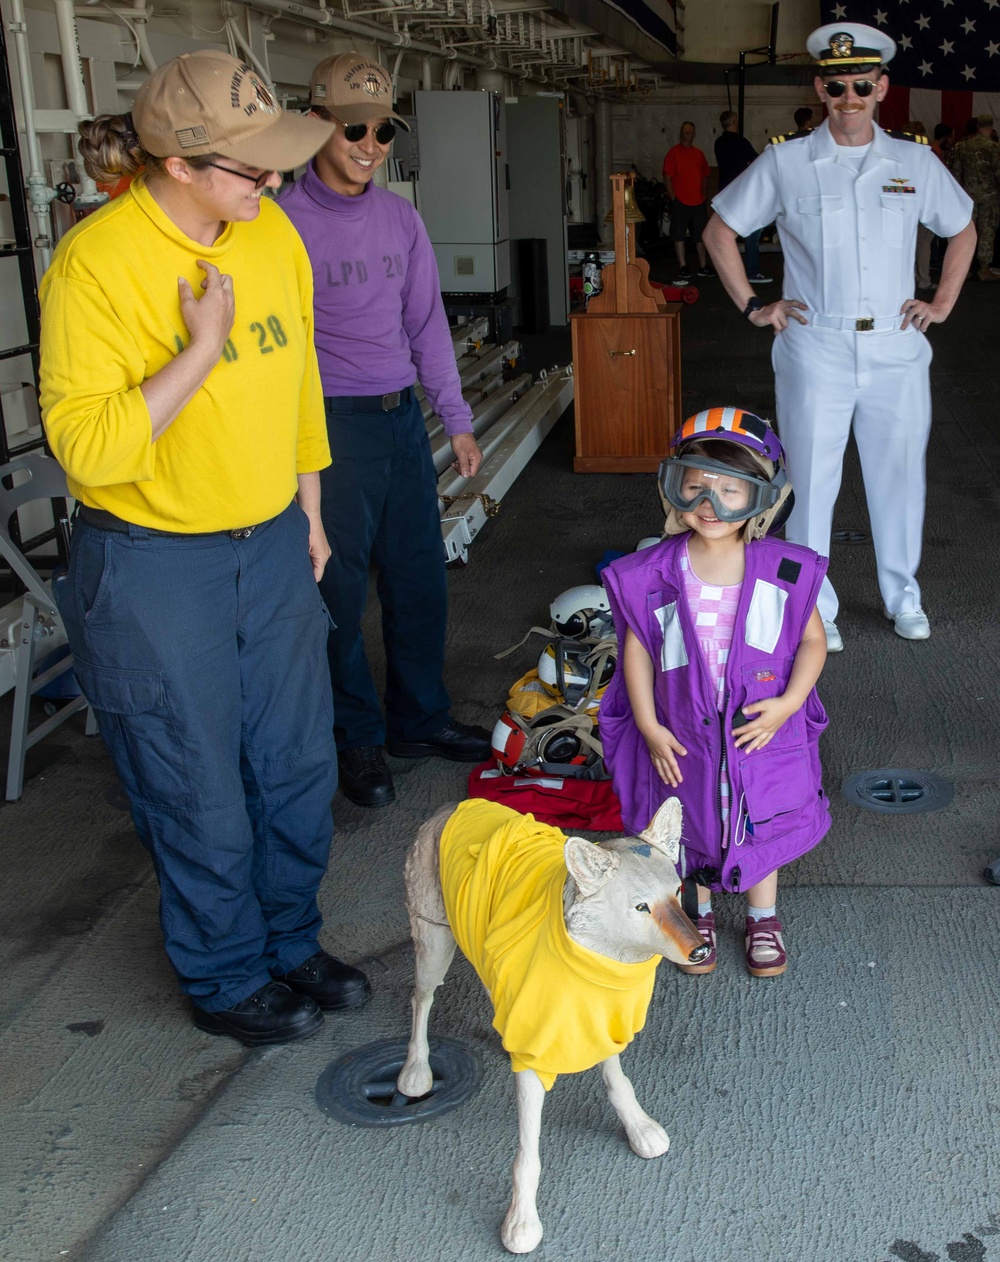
[39,181,330,532]
[440,800,660,1091]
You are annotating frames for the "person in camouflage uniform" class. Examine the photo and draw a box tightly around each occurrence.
[951,115,1000,282]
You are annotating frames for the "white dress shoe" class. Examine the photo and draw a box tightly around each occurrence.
[822,620,843,653]
[884,607,930,640]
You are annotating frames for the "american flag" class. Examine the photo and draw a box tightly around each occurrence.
[819,1,1000,134]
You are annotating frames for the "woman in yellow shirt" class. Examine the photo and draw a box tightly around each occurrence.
[40,51,369,1045]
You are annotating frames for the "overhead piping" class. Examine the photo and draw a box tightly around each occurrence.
[226,17,272,86]
[225,0,644,93]
[7,0,58,261]
[50,0,107,207]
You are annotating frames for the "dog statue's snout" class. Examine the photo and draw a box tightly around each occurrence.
[654,899,708,963]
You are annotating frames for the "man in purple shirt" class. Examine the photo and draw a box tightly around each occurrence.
[282,52,491,808]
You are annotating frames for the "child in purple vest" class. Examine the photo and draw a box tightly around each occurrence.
[600,408,829,977]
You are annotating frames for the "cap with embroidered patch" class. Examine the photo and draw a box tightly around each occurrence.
[807,23,896,74]
[132,50,333,169]
[309,53,411,130]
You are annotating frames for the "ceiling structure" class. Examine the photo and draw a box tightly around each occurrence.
[237,1,812,93]
[226,0,684,95]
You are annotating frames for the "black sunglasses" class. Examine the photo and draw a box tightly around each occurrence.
[340,120,397,144]
[823,79,877,98]
[203,162,273,189]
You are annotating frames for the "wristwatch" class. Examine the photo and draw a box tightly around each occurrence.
[743,296,764,320]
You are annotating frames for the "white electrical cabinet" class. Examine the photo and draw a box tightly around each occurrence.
[412,90,510,296]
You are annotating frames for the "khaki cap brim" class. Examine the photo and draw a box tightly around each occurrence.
[325,103,411,131]
[215,112,335,170]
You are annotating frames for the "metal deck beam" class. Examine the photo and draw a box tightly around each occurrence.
[439,367,574,563]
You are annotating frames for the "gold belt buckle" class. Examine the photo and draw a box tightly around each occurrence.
[855,318,874,332]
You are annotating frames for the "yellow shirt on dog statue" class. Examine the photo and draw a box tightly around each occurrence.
[440,799,660,1090]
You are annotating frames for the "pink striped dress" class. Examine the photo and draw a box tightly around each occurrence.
[680,542,743,838]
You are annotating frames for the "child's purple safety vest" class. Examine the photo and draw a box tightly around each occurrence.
[601,534,831,894]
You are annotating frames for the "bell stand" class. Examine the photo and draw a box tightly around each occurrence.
[588,173,666,316]
[568,171,684,472]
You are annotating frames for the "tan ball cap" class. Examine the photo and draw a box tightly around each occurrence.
[309,53,410,130]
[132,50,334,169]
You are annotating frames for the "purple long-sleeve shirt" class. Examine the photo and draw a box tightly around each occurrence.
[280,165,473,435]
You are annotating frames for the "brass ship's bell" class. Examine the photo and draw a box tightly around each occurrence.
[604,181,645,224]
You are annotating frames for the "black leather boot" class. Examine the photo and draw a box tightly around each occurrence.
[192,981,322,1046]
[275,951,372,1011]
[338,745,395,807]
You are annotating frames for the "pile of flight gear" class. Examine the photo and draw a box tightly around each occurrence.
[488,584,618,782]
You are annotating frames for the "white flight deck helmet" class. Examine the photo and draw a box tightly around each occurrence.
[549,584,614,640]
[494,585,615,666]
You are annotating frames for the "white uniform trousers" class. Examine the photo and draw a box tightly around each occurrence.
[772,321,933,623]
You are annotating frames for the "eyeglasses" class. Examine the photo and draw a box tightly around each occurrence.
[340,121,397,144]
[823,79,877,99]
[202,162,274,189]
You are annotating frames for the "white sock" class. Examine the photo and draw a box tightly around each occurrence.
[698,900,713,918]
[747,903,776,922]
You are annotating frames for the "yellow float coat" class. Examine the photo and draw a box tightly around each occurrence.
[440,799,660,1090]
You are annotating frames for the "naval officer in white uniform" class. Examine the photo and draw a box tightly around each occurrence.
[703,23,975,651]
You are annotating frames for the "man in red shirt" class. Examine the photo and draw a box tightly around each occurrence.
[931,123,954,165]
[662,121,712,280]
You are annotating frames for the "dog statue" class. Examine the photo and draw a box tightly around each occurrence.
[397,796,708,1254]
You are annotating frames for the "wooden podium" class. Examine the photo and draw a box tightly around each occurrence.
[570,173,682,473]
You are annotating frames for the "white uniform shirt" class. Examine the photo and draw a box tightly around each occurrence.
[712,119,972,320]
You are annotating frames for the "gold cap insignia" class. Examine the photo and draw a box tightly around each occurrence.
[831,32,855,59]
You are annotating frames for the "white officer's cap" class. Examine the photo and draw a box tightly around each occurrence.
[807,23,896,74]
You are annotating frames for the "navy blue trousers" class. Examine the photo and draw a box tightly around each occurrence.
[55,503,338,1011]
[319,391,450,749]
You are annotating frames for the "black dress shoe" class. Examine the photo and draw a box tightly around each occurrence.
[387,718,492,763]
[275,951,372,1011]
[192,981,322,1046]
[338,745,395,807]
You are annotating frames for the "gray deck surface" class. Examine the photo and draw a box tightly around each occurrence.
[3,246,999,1262]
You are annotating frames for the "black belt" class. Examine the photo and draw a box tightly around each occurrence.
[332,386,415,413]
[78,506,262,540]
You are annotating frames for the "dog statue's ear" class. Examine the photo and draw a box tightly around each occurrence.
[564,836,622,895]
[637,797,682,865]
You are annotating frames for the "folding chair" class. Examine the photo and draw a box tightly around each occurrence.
[0,453,95,801]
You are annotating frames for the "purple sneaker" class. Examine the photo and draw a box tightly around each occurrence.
[744,916,787,976]
[677,912,717,974]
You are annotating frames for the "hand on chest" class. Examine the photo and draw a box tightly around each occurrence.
[164,287,300,372]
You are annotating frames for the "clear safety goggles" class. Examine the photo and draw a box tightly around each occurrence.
[659,455,785,523]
